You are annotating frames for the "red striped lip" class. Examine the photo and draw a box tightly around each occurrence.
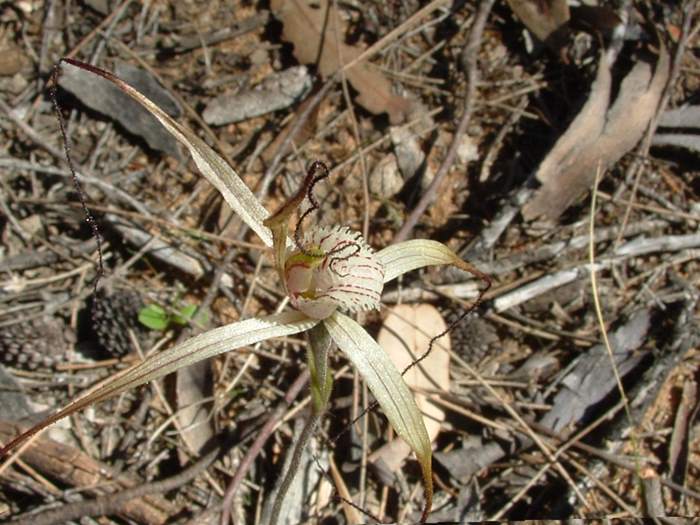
[284,226,385,319]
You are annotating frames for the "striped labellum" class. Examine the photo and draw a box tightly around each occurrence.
[285,226,385,319]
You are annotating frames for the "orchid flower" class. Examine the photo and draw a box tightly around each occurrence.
[0,59,489,522]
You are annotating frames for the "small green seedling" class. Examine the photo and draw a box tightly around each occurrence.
[138,303,207,331]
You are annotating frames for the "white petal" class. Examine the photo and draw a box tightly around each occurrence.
[62,61,273,246]
[323,311,433,504]
[2,311,317,454]
[377,239,486,284]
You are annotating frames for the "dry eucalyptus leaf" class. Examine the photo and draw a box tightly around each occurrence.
[271,0,412,124]
[506,0,570,55]
[175,359,214,461]
[523,45,670,221]
[369,304,449,481]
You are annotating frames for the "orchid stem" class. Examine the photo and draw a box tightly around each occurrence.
[267,412,321,525]
[267,323,332,525]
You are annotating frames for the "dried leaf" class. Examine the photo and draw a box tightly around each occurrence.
[271,0,412,124]
[506,0,570,54]
[175,359,214,460]
[523,46,670,221]
[369,304,449,480]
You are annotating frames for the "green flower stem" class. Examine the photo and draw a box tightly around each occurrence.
[307,322,333,414]
[267,323,333,525]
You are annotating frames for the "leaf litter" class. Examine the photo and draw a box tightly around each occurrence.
[271,0,413,124]
[0,1,699,523]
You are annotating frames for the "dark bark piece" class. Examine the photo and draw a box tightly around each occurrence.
[59,62,182,158]
[540,309,651,435]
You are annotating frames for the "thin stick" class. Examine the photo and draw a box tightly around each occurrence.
[589,165,643,490]
[392,0,496,244]
[591,167,632,413]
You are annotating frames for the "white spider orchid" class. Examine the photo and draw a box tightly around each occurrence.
[1,59,489,522]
